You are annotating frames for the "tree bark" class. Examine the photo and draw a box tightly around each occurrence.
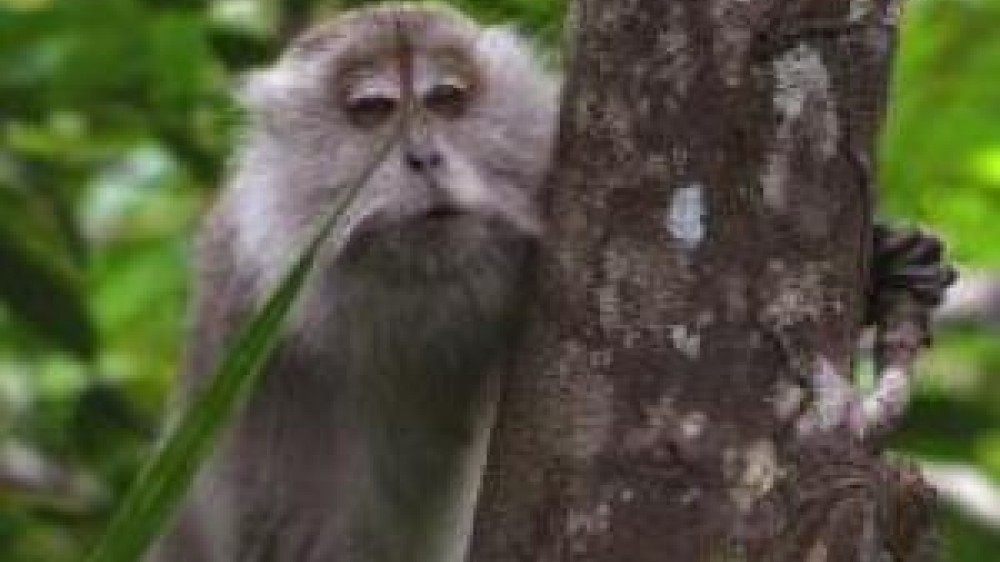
[468,1,938,561]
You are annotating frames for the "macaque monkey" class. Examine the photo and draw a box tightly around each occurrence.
[147,3,955,562]
[149,5,556,562]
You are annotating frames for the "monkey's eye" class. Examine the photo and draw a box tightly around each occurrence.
[425,82,470,118]
[346,95,397,128]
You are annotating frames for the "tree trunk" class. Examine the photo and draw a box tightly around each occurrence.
[468,1,938,561]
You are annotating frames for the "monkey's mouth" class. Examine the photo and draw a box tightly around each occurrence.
[338,204,475,264]
[422,204,465,221]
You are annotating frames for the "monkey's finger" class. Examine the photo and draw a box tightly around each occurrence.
[882,265,958,306]
[877,230,944,266]
[862,363,914,445]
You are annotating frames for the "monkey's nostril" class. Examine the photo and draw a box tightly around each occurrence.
[405,153,423,170]
[405,149,444,172]
[424,205,463,220]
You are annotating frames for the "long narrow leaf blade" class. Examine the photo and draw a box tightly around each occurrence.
[86,128,398,562]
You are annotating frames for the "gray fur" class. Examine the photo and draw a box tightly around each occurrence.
[147,4,558,562]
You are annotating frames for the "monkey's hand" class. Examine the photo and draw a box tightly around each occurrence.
[868,225,957,331]
[861,225,958,444]
[773,226,955,446]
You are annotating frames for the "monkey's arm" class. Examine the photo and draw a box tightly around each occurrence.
[787,224,956,444]
[861,224,957,443]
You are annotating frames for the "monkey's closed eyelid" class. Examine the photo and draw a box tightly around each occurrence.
[345,95,398,128]
[425,82,471,117]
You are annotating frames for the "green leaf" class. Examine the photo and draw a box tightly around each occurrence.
[0,220,96,359]
[84,124,398,562]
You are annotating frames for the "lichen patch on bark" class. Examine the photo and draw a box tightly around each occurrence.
[667,183,708,250]
[806,541,829,562]
[761,45,840,214]
[565,501,613,545]
[680,411,708,440]
[623,394,683,453]
[668,324,703,359]
[796,355,863,436]
[724,439,782,512]
[761,260,844,330]
[772,379,808,422]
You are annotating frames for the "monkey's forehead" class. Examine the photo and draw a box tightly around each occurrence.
[288,3,482,62]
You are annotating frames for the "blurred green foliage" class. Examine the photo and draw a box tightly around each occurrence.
[0,0,996,560]
[883,0,1000,267]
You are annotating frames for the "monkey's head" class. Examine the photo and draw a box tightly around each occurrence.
[230,3,559,289]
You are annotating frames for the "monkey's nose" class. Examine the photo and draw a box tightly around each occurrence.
[404,148,444,172]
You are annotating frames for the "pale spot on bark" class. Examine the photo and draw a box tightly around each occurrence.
[725,440,781,511]
[849,0,872,21]
[773,46,829,127]
[601,96,638,165]
[762,45,840,213]
[679,487,702,506]
[565,502,613,547]
[623,394,679,453]
[597,285,621,333]
[657,29,687,59]
[806,542,829,562]
[761,152,791,210]
[668,324,702,359]
[772,379,807,421]
[680,411,707,440]
[796,356,862,437]
[696,309,715,327]
[643,153,671,181]
[761,260,842,330]
[667,183,707,250]
[603,241,631,282]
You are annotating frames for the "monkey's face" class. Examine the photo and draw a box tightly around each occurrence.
[239,5,559,285]
[333,47,546,283]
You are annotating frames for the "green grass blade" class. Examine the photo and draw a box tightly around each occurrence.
[85,127,399,562]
